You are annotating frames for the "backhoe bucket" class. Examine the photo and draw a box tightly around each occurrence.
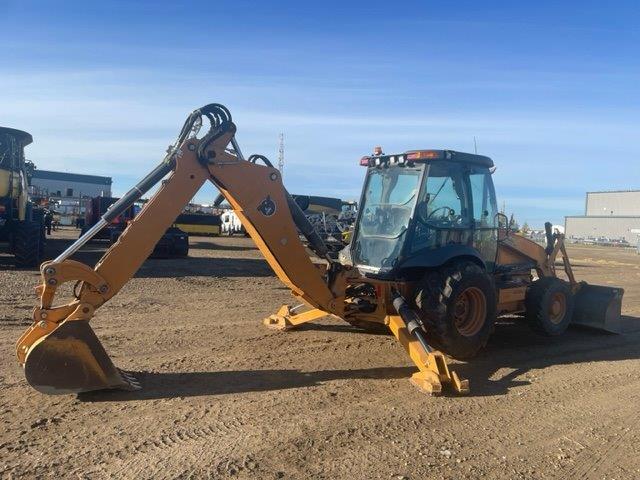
[572,284,625,334]
[23,320,139,395]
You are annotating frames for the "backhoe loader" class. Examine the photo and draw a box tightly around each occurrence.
[16,104,625,396]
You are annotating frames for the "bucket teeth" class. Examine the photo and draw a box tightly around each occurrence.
[118,369,141,390]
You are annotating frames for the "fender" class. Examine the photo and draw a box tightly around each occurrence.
[398,244,486,271]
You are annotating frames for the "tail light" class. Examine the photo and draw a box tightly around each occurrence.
[0,205,5,214]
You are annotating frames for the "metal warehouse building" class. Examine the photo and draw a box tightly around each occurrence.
[31,170,112,199]
[565,190,640,244]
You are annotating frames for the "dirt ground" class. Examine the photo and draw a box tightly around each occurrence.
[1,229,639,479]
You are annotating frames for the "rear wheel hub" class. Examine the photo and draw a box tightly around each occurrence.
[453,287,486,337]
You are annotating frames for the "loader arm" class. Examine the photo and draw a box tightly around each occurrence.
[16,104,336,394]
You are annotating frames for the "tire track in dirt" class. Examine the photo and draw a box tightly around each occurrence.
[561,400,640,480]
[99,416,260,479]
[399,359,640,477]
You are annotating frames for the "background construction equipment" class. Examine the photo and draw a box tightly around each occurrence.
[0,127,46,267]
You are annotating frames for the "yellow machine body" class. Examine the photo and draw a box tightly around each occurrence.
[15,104,625,396]
[0,168,19,198]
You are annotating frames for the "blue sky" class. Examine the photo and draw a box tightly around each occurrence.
[1,0,638,227]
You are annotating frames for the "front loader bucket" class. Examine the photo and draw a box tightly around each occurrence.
[572,284,625,334]
[23,320,139,395]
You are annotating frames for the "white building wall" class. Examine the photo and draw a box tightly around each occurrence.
[31,178,110,198]
[565,216,640,243]
[586,191,640,216]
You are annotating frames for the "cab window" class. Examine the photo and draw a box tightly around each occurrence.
[468,168,497,228]
[417,161,471,228]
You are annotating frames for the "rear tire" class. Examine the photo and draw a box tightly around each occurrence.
[13,221,43,268]
[525,277,574,336]
[415,260,497,359]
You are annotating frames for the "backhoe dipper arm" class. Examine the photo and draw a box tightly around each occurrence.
[205,152,337,311]
[15,104,337,394]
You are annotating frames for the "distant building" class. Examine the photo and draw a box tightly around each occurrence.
[565,190,640,244]
[31,169,112,199]
[30,170,112,226]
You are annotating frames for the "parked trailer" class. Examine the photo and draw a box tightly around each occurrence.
[81,195,189,257]
[174,213,221,236]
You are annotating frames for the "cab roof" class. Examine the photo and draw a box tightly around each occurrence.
[361,149,494,168]
[0,127,33,147]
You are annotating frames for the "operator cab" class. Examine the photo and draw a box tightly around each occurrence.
[0,127,33,171]
[351,149,498,278]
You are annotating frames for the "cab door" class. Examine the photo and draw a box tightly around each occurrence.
[467,167,499,271]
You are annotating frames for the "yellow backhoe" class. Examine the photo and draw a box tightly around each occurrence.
[16,104,625,395]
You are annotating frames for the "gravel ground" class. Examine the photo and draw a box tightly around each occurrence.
[1,229,639,479]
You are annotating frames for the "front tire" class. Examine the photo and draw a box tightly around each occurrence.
[415,260,497,359]
[525,277,574,336]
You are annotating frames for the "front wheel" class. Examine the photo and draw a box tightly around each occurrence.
[525,277,574,336]
[414,260,497,359]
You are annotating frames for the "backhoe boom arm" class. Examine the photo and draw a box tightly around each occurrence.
[15,104,337,394]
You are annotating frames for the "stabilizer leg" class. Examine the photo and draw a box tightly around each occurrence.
[264,304,329,331]
[386,315,469,395]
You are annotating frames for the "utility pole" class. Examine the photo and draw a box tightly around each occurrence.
[473,136,478,154]
[278,133,285,178]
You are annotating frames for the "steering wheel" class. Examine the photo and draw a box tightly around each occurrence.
[427,206,454,220]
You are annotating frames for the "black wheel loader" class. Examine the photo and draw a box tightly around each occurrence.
[0,127,45,268]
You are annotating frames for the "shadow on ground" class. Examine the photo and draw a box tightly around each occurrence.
[80,316,640,402]
[79,366,416,401]
[188,240,256,252]
[447,315,640,397]
[135,257,274,278]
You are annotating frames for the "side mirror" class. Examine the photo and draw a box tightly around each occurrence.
[496,212,510,236]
